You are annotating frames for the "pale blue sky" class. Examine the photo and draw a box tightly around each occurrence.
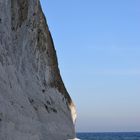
[40,0,140,132]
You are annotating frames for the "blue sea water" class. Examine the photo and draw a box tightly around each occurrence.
[77,132,140,140]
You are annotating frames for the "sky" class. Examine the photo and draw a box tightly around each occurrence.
[40,0,140,132]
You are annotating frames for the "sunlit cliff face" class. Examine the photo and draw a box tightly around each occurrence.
[69,102,77,124]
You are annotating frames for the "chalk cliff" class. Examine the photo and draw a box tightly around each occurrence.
[0,0,76,139]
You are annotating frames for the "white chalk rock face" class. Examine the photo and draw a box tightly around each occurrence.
[0,0,76,139]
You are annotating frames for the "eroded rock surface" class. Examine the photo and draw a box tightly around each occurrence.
[0,0,76,139]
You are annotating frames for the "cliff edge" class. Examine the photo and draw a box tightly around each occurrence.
[0,0,76,139]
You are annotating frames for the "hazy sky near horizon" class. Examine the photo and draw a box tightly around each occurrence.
[40,0,140,132]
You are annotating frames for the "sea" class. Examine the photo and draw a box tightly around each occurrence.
[76,132,140,140]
